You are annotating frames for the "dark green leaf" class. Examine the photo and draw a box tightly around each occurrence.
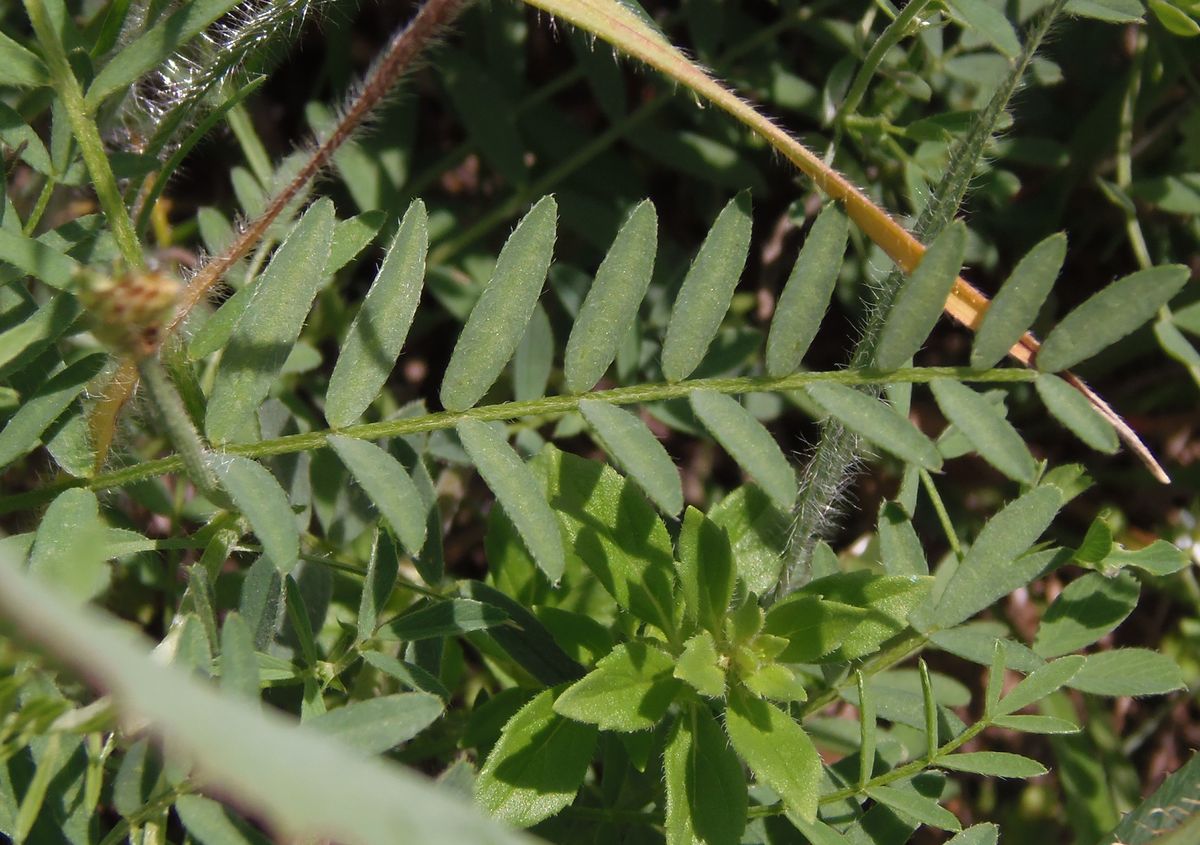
[997,656,1086,715]
[867,784,961,831]
[762,595,867,662]
[0,353,105,469]
[28,488,108,603]
[0,32,47,87]
[664,705,747,845]
[460,581,585,686]
[948,0,1020,58]
[358,529,400,643]
[675,506,734,635]
[726,687,821,822]
[1033,572,1139,659]
[475,688,597,828]
[380,598,508,642]
[553,641,680,731]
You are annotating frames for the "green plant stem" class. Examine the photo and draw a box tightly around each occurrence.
[780,0,1069,594]
[0,366,1034,516]
[23,0,144,269]
[96,786,186,845]
[21,176,55,236]
[919,467,961,557]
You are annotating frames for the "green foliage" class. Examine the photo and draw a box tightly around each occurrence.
[0,0,1194,843]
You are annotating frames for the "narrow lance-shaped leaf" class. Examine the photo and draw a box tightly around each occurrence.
[206,199,335,444]
[328,435,427,556]
[457,419,565,584]
[579,399,683,515]
[0,353,106,469]
[806,382,942,470]
[441,196,557,411]
[326,200,428,428]
[971,233,1066,370]
[1037,264,1191,372]
[1068,648,1185,697]
[306,694,444,756]
[381,598,508,642]
[675,506,734,635]
[661,191,752,382]
[996,655,1085,716]
[874,221,967,370]
[866,785,962,832]
[565,200,658,393]
[939,751,1047,778]
[930,381,1036,484]
[766,203,848,376]
[210,456,299,575]
[358,529,400,643]
[0,31,48,88]
[1035,374,1119,454]
[858,671,876,787]
[690,389,797,511]
[664,705,747,845]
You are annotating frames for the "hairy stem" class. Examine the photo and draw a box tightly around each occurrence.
[780,0,1071,594]
[2,366,1036,515]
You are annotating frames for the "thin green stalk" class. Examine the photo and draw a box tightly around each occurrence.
[0,366,1035,516]
[919,467,961,558]
[781,0,1069,594]
[23,0,144,269]
[21,176,55,236]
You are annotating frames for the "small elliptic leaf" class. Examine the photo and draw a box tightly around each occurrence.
[930,381,1036,483]
[874,221,967,370]
[806,383,942,470]
[326,200,428,428]
[866,784,961,832]
[996,655,1085,716]
[580,400,683,515]
[1067,648,1185,697]
[211,456,299,575]
[380,598,508,642]
[766,204,848,377]
[938,751,1048,778]
[690,389,797,511]
[1037,264,1191,372]
[991,714,1080,734]
[328,435,427,556]
[306,694,444,756]
[971,233,1066,370]
[457,419,565,584]
[28,488,108,603]
[553,641,680,731]
[661,191,753,382]
[440,196,557,411]
[207,199,335,444]
[565,200,658,393]
[933,486,1063,629]
[475,688,597,828]
[725,687,822,822]
[1033,572,1139,659]
[1034,374,1120,454]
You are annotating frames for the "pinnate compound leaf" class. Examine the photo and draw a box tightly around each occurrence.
[1037,265,1191,372]
[1034,374,1119,454]
[0,549,531,845]
[553,641,679,731]
[866,784,961,831]
[565,200,658,393]
[726,687,822,822]
[939,752,1047,778]
[996,655,1086,716]
[664,705,747,845]
[475,688,597,828]
[874,222,967,370]
[28,488,108,603]
[766,204,848,376]
[971,233,1066,370]
[458,419,565,584]
[676,506,734,635]
[328,435,427,556]
[440,197,557,411]
[806,383,942,470]
[932,485,1063,628]
[326,200,428,428]
[1068,649,1185,697]
[690,390,797,511]
[930,381,1036,483]
[580,399,682,515]
[206,199,335,444]
[211,456,299,575]
[306,694,444,755]
[1033,572,1139,659]
[661,191,753,382]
